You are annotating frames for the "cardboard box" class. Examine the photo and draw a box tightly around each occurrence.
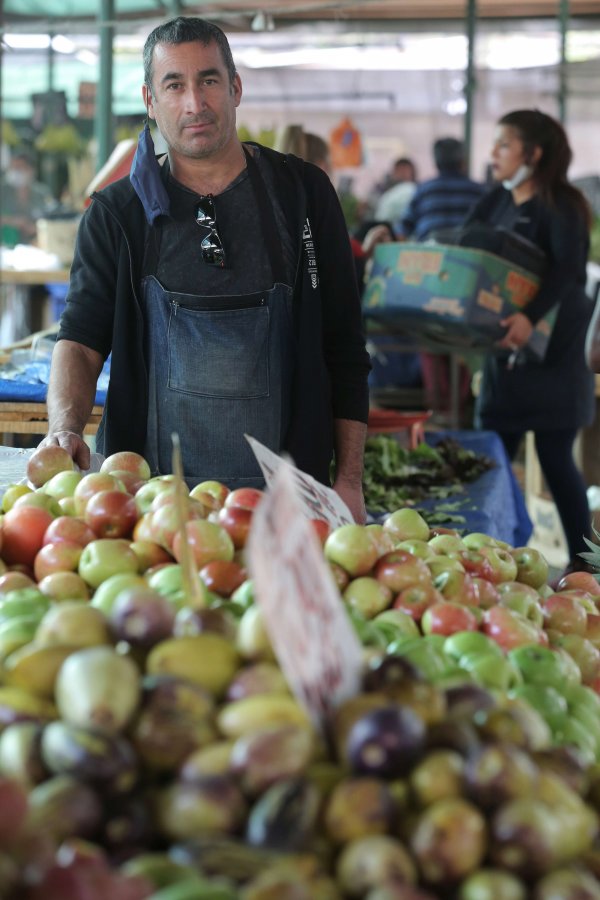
[37,217,80,266]
[363,242,555,360]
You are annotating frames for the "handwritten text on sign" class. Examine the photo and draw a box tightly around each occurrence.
[245,434,353,529]
[248,464,362,728]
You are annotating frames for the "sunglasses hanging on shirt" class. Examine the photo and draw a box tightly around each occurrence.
[195,195,226,268]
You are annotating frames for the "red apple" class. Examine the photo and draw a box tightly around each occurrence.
[34,540,82,581]
[26,445,75,488]
[374,550,432,593]
[224,487,264,511]
[421,601,479,636]
[556,570,600,597]
[43,516,96,548]
[586,613,600,648]
[433,568,479,606]
[472,577,501,610]
[310,518,332,546]
[199,559,247,597]
[217,506,253,550]
[84,490,138,539]
[393,583,442,621]
[104,469,147,496]
[478,545,519,584]
[482,605,543,652]
[172,519,235,570]
[134,478,180,516]
[543,593,588,636]
[73,472,126,517]
[1,505,54,567]
[100,450,151,481]
[38,571,91,602]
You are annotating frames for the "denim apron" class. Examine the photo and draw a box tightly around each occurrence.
[141,151,294,489]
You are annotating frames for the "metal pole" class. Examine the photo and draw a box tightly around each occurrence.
[95,0,114,170]
[48,31,55,93]
[558,0,570,124]
[464,0,477,176]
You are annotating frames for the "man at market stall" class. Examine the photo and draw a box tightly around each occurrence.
[39,16,371,522]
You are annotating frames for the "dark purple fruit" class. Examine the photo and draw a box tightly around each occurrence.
[245,777,320,852]
[445,683,497,720]
[364,654,422,692]
[410,797,487,885]
[346,705,426,777]
[464,744,539,809]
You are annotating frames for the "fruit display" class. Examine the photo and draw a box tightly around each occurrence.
[0,446,599,897]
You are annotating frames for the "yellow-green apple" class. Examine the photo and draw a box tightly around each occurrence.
[190,480,230,511]
[42,469,82,501]
[551,633,600,685]
[396,539,436,561]
[129,539,173,573]
[433,568,478,606]
[324,524,379,577]
[26,445,74,488]
[428,534,467,556]
[365,524,395,556]
[78,538,139,588]
[38,571,90,603]
[91,571,147,615]
[146,562,208,610]
[1,483,33,513]
[13,491,61,518]
[477,545,518,584]
[383,508,430,543]
[343,576,392,619]
[134,478,179,516]
[427,556,466,578]
[509,546,549,589]
[462,532,503,551]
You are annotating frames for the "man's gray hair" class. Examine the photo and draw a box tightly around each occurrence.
[143,16,237,91]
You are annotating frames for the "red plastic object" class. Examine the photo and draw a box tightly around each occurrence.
[367,409,432,448]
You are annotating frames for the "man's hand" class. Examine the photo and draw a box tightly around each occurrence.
[333,477,367,524]
[38,430,91,471]
[497,312,533,351]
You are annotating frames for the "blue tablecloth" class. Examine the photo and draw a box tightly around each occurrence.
[425,430,532,547]
[0,358,108,406]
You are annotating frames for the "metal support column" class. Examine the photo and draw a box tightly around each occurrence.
[95,0,115,170]
[558,0,570,123]
[464,0,477,175]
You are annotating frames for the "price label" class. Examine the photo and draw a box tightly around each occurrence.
[247,463,363,729]
[245,434,353,529]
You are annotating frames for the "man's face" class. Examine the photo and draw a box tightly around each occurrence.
[143,40,242,162]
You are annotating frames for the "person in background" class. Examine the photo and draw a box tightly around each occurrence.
[373,158,418,225]
[38,17,370,523]
[279,125,332,176]
[465,109,594,575]
[398,138,486,419]
[399,137,485,240]
[0,149,53,245]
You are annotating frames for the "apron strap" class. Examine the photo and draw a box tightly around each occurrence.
[243,145,288,286]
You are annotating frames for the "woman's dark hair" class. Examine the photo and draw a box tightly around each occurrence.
[143,17,237,91]
[499,109,591,229]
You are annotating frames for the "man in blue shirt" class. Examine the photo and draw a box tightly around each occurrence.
[399,137,485,240]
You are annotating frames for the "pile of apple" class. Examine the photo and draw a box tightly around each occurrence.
[1,446,600,896]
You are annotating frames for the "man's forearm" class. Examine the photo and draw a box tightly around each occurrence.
[47,339,104,436]
[333,417,367,485]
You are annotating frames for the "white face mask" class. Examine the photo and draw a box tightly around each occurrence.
[5,169,32,188]
[502,164,534,191]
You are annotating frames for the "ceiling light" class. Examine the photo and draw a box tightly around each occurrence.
[251,11,275,32]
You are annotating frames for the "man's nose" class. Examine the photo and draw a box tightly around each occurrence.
[185,86,208,112]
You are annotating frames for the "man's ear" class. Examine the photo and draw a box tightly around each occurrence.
[142,84,154,119]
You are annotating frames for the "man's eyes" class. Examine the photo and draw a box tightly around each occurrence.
[164,78,219,90]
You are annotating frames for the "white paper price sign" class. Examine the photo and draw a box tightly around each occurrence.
[245,434,353,529]
[247,463,363,729]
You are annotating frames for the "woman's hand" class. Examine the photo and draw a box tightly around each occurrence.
[497,312,533,351]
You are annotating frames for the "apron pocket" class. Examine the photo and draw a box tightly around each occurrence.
[168,304,270,399]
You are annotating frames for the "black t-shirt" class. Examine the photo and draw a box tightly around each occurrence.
[156,148,295,295]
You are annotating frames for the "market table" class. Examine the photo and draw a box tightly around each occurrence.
[371,428,533,548]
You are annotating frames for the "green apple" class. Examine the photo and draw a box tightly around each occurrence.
[13,491,61,518]
[508,644,580,689]
[562,682,600,716]
[551,633,600,685]
[42,470,83,500]
[343,576,392,619]
[444,630,504,660]
[146,562,208,611]
[499,592,544,628]
[1,484,33,513]
[373,608,420,639]
[396,539,436,561]
[383,507,430,543]
[427,534,467,556]
[90,571,147,615]
[459,651,522,691]
[78,538,139,589]
[510,683,568,720]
